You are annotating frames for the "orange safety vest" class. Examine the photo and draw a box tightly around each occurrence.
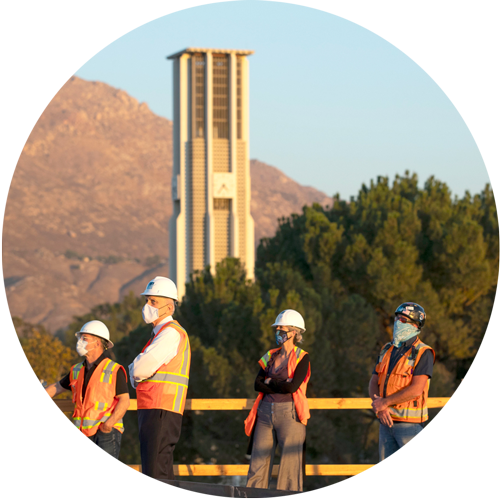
[375,337,435,423]
[244,345,310,436]
[136,320,191,415]
[69,358,127,437]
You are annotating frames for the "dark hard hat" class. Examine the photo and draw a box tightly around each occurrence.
[395,302,426,329]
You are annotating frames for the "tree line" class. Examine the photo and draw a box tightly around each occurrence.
[15,172,498,490]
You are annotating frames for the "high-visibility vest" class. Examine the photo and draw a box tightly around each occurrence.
[244,345,310,436]
[136,320,191,415]
[375,337,435,423]
[69,358,127,437]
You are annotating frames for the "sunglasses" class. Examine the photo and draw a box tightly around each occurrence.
[396,315,415,325]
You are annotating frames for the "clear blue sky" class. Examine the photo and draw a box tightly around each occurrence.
[75,0,488,200]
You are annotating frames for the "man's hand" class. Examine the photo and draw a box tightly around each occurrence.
[100,421,113,434]
[372,394,388,413]
[377,408,393,427]
[11,396,30,411]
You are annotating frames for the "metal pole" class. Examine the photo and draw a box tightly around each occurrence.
[37,380,49,498]
[462,377,479,498]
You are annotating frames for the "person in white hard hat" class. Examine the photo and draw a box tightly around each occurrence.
[244,309,311,492]
[45,320,130,458]
[128,276,191,481]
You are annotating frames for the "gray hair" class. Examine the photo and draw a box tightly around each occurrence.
[98,337,110,350]
[290,327,305,344]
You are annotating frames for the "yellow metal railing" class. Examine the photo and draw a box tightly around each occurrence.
[2,394,499,493]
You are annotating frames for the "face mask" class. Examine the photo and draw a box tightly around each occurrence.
[142,303,159,324]
[76,338,96,356]
[275,330,291,346]
[392,320,419,348]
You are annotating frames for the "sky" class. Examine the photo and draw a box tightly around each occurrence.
[74,0,489,201]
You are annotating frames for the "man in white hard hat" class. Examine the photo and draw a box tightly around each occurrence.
[129,276,191,481]
[45,320,130,458]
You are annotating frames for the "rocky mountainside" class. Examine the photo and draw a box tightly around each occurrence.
[3,76,331,332]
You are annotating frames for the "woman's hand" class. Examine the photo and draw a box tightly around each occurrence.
[264,378,271,385]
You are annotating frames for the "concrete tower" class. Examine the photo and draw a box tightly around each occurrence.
[167,48,255,299]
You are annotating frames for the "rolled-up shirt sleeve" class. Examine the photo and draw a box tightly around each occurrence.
[129,327,181,388]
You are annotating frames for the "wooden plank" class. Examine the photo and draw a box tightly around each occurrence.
[428,396,500,409]
[186,399,254,410]
[55,397,450,412]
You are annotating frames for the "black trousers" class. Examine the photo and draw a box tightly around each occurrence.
[138,409,183,480]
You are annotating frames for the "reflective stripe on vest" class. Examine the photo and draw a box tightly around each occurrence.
[99,359,117,384]
[72,363,84,381]
[146,372,189,387]
[376,338,435,423]
[260,346,303,369]
[137,320,191,414]
[73,414,124,430]
[246,345,310,436]
[260,351,272,368]
[69,358,126,436]
[390,406,429,420]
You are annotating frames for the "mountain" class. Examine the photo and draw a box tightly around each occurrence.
[3,76,331,332]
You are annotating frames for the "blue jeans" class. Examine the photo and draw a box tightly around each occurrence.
[379,423,432,498]
[73,429,122,498]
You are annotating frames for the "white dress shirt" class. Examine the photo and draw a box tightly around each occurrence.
[128,315,181,389]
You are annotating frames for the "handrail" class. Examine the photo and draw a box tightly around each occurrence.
[54,397,450,412]
[2,394,500,498]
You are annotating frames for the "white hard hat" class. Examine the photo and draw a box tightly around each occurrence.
[141,276,178,301]
[272,309,306,331]
[75,320,114,348]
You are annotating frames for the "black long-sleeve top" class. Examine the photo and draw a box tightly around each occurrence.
[254,354,310,394]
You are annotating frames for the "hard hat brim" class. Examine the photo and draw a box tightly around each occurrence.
[140,291,178,300]
[271,322,306,332]
[75,331,114,349]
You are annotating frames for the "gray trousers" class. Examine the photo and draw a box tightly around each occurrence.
[246,401,306,492]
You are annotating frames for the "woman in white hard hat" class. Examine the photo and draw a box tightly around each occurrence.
[244,309,311,492]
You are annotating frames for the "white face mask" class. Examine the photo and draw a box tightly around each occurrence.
[142,303,159,324]
[76,338,96,356]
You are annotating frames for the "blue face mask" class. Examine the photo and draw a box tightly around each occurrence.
[275,330,291,346]
[392,320,419,347]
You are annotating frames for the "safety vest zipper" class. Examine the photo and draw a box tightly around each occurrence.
[383,339,418,397]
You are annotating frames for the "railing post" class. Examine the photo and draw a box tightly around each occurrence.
[37,380,49,498]
[462,377,479,498]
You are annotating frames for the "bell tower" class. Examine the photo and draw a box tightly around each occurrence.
[167,48,255,299]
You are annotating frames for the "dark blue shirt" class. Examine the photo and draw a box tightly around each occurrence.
[373,335,434,379]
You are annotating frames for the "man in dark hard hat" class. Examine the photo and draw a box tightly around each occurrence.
[369,302,435,460]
